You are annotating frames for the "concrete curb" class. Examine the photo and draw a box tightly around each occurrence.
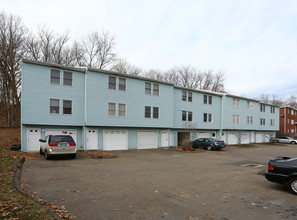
[13,157,61,220]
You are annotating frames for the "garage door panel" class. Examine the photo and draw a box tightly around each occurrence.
[256,132,263,143]
[103,130,128,151]
[228,133,237,145]
[138,131,157,149]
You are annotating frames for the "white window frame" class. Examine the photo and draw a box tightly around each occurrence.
[108,103,116,116]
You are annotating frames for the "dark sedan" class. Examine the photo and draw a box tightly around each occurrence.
[191,138,225,151]
[265,157,297,195]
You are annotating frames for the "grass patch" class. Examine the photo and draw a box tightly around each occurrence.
[0,128,54,220]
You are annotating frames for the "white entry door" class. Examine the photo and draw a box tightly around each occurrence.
[87,129,98,150]
[27,128,41,152]
[137,131,157,149]
[161,131,169,147]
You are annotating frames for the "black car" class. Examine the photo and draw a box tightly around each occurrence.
[191,138,225,151]
[265,157,297,195]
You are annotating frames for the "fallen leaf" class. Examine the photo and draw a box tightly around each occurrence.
[113,209,119,211]
[129,205,133,208]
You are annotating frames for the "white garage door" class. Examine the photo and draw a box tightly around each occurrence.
[228,132,237,145]
[241,132,250,144]
[256,132,263,143]
[27,128,41,152]
[138,131,157,149]
[103,130,128,151]
[45,129,77,143]
[197,132,210,139]
[87,129,98,150]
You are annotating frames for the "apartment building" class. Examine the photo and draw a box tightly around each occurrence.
[278,107,297,135]
[21,60,279,152]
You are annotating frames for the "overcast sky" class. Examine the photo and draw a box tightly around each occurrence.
[2,0,297,100]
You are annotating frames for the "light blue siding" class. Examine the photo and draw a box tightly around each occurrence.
[85,70,174,128]
[21,62,85,126]
[21,60,280,151]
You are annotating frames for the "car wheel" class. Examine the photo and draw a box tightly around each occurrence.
[45,151,50,160]
[273,140,278,143]
[291,141,297,144]
[206,145,212,151]
[288,178,297,195]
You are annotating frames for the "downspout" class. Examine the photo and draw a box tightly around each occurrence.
[220,94,226,140]
[83,67,88,150]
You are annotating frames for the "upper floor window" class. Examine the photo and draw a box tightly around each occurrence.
[247,101,253,109]
[182,111,192,121]
[271,119,275,126]
[63,71,73,86]
[118,103,126,117]
[203,95,212,105]
[145,106,159,118]
[291,119,294,125]
[270,106,275,113]
[233,98,240,108]
[291,109,294,115]
[203,113,212,123]
[145,82,159,96]
[145,106,151,118]
[260,104,265,112]
[108,103,116,116]
[63,100,72,115]
[153,84,159,96]
[260,118,265,126]
[182,91,187,101]
[145,83,151,95]
[109,76,116,90]
[50,69,60,85]
[247,116,253,124]
[233,115,240,124]
[153,107,159,119]
[119,78,126,91]
[50,99,59,114]
[182,91,192,102]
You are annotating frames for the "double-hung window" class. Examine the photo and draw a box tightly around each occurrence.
[63,71,72,86]
[50,99,59,114]
[203,95,212,105]
[188,111,193,121]
[145,106,151,118]
[182,91,187,101]
[108,103,116,116]
[153,107,159,119]
[119,78,126,91]
[50,69,60,85]
[203,113,212,122]
[63,100,72,115]
[145,83,151,95]
[118,104,126,117]
[109,76,116,90]
[182,111,187,121]
[153,84,159,96]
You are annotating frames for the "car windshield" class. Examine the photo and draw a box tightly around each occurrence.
[49,135,74,143]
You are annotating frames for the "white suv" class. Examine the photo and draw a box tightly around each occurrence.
[39,135,77,159]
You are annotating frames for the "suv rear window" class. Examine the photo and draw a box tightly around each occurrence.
[49,135,75,143]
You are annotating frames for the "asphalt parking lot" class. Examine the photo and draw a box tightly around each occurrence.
[22,144,297,220]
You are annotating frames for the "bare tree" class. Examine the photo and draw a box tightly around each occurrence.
[164,66,225,92]
[111,59,142,76]
[286,95,297,109]
[143,69,164,80]
[0,11,26,127]
[25,26,70,64]
[82,30,117,69]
